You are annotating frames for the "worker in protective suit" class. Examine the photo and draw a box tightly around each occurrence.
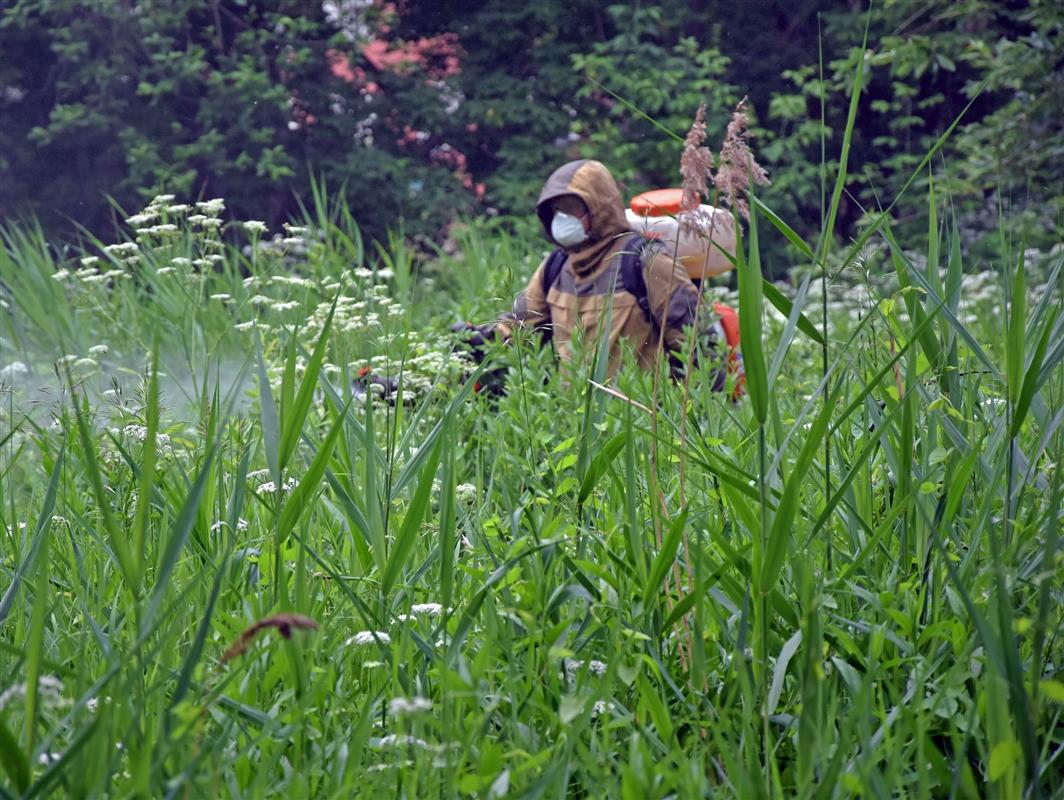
[471,159,708,381]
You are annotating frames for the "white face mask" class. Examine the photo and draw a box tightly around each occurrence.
[551,211,588,248]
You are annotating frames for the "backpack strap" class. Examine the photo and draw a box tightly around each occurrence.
[538,248,567,347]
[618,234,652,322]
[541,247,567,295]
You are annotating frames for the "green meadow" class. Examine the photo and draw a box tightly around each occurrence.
[1,166,1061,798]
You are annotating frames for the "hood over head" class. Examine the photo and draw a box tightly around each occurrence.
[536,160,632,276]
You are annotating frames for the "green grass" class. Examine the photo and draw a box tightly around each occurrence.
[0,169,1062,799]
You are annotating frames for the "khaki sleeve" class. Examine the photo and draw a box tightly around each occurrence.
[644,251,699,355]
[494,257,551,339]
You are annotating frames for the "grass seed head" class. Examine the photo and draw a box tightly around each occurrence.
[714,97,770,220]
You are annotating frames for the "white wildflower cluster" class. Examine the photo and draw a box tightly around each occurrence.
[136,223,179,238]
[0,675,66,712]
[255,477,297,495]
[562,658,608,683]
[248,224,315,260]
[53,245,132,284]
[105,242,138,257]
[0,361,29,381]
[396,602,445,622]
[375,734,431,750]
[411,602,444,617]
[455,483,476,505]
[388,696,432,716]
[196,198,225,217]
[243,220,268,235]
[591,699,618,720]
[122,424,173,454]
[269,275,315,289]
[345,630,391,646]
[210,518,249,534]
[85,695,111,713]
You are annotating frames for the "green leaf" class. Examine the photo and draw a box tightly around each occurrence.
[1007,254,1026,407]
[71,389,138,595]
[0,444,63,624]
[256,330,281,487]
[643,511,687,604]
[751,196,814,260]
[988,739,1021,782]
[439,430,457,612]
[147,440,219,625]
[736,208,768,424]
[1011,307,1057,438]
[767,630,802,715]
[278,401,351,543]
[762,279,824,346]
[559,695,586,724]
[815,33,866,266]
[0,716,28,793]
[578,431,626,504]
[380,437,442,595]
[1040,680,1064,703]
[279,296,337,472]
[760,383,838,596]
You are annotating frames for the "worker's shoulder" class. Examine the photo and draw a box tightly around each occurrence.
[640,245,695,285]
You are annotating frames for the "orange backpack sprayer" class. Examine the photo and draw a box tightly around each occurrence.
[627,188,745,397]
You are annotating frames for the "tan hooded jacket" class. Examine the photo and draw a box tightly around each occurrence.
[497,160,700,377]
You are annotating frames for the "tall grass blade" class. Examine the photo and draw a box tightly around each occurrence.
[381,437,442,596]
[0,443,63,624]
[279,297,337,472]
[760,383,839,596]
[0,717,28,794]
[278,401,352,543]
[70,389,138,595]
[146,440,220,625]
[737,208,768,425]
[23,522,50,756]
[643,511,687,605]
[255,330,282,486]
[1011,309,1057,438]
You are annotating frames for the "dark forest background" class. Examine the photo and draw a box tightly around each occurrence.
[1,0,1061,263]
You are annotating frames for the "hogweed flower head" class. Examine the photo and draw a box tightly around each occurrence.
[346,630,391,647]
[389,696,432,716]
[714,97,769,221]
[411,602,444,617]
[196,198,225,216]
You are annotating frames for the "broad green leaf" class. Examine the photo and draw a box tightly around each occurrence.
[988,739,1021,782]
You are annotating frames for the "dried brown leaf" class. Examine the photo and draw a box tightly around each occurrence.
[221,613,320,664]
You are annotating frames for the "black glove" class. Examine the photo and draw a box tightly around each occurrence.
[451,321,497,364]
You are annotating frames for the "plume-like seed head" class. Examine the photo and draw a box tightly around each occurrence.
[679,103,714,215]
[714,97,770,220]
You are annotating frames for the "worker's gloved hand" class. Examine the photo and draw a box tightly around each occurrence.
[451,321,497,363]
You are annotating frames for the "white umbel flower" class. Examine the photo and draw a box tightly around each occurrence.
[388,696,432,716]
[345,630,391,646]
